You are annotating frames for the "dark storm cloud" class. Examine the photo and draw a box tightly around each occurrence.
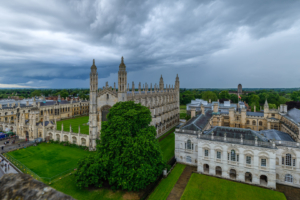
[0,0,300,88]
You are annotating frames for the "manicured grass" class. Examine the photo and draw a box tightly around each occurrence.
[159,131,175,162]
[7,143,94,179]
[180,105,186,110]
[180,105,187,119]
[148,164,186,200]
[180,113,187,119]
[181,173,286,200]
[51,175,126,200]
[57,116,89,135]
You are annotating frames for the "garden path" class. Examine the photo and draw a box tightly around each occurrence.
[0,154,18,178]
[166,165,196,200]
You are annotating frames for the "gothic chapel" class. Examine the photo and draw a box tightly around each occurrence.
[89,57,180,150]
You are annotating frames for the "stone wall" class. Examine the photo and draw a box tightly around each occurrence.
[0,173,74,200]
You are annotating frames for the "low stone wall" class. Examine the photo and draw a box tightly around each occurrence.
[0,173,74,200]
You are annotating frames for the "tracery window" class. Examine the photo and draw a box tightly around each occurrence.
[285,174,293,183]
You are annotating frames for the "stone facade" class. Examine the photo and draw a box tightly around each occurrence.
[175,101,300,189]
[0,98,90,145]
[89,57,180,149]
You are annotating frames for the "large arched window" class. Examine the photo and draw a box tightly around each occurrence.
[231,150,236,161]
[252,120,256,125]
[285,174,293,183]
[187,140,191,150]
[246,120,250,124]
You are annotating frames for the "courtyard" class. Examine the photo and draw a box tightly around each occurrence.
[56,116,89,135]
[6,143,93,180]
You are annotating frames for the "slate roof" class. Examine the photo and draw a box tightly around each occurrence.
[181,110,213,131]
[204,126,267,141]
[246,112,264,117]
[286,108,300,124]
[260,129,295,142]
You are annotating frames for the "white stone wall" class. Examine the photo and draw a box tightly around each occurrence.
[175,132,280,189]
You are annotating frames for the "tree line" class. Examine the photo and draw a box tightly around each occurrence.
[180,88,300,111]
[0,89,90,100]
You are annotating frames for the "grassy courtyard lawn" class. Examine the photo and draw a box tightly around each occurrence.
[180,105,187,119]
[159,131,175,162]
[51,175,127,200]
[7,143,94,179]
[56,116,89,135]
[181,173,286,200]
[148,164,186,200]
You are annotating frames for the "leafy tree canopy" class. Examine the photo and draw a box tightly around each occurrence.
[75,101,165,191]
[202,91,218,101]
[31,90,41,97]
[219,90,230,99]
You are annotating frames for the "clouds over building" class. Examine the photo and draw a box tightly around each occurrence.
[0,0,300,88]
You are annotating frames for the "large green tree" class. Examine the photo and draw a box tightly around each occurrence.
[219,90,230,99]
[202,91,218,101]
[75,101,165,191]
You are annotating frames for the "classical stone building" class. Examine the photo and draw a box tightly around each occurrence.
[175,101,300,189]
[89,57,180,150]
[0,97,90,145]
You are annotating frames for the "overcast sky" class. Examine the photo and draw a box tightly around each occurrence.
[0,0,300,89]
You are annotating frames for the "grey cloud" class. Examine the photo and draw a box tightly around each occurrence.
[0,0,300,88]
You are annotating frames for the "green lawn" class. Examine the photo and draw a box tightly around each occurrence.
[180,105,186,110]
[180,105,187,119]
[7,143,94,179]
[159,130,175,162]
[148,164,186,200]
[56,116,89,135]
[51,175,126,200]
[181,173,286,200]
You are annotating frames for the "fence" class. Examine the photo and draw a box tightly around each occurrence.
[3,152,76,184]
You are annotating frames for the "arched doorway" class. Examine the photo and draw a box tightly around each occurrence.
[72,136,77,144]
[56,134,60,141]
[260,175,268,186]
[64,135,68,142]
[230,169,236,179]
[81,138,86,146]
[203,164,209,173]
[101,105,111,122]
[25,131,29,140]
[245,172,252,182]
[216,166,222,176]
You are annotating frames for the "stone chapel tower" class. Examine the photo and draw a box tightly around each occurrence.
[118,57,127,101]
[159,75,164,91]
[89,59,98,151]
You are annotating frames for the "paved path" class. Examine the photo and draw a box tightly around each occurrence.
[167,166,197,200]
[0,154,19,178]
